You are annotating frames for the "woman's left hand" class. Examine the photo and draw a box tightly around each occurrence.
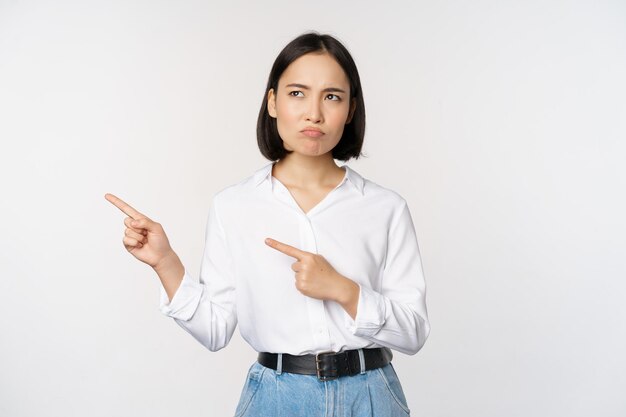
[264,237,352,303]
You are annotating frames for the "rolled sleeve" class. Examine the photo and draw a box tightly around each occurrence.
[344,284,387,337]
[158,268,204,321]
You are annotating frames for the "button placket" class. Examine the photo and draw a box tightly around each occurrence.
[270,173,344,351]
[300,215,332,351]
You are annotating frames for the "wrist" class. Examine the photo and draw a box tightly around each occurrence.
[154,250,180,274]
[336,274,360,306]
[153,251,185,302]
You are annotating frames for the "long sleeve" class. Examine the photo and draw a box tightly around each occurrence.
[343,200,431,355]
[158,195,238,352]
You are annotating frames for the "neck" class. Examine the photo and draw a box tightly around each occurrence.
[273,153,343,188]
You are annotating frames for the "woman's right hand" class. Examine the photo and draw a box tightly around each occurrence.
[104,193,175,270]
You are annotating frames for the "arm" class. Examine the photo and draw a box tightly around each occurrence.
[339,200,431,355]
[157,196,238,352]
[153,251,185,303]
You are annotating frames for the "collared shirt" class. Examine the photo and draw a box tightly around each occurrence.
[159,162,430,356]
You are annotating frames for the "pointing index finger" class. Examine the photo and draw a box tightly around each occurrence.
[265,238,307,260]
[104,193,146,220]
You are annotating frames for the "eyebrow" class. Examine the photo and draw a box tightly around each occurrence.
[285,83,347,94]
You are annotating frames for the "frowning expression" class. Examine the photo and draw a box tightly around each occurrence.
[267,52,356,157]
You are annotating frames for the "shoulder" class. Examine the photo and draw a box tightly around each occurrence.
[363,178,407,206]
[208,162,273,207]
[357,171,408,212]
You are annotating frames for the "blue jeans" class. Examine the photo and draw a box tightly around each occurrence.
[233,354,411,417]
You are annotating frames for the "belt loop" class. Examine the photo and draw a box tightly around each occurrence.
[358,348,366,374]
[276,353,283,375]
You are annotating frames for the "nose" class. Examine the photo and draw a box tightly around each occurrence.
[305,99,323,123]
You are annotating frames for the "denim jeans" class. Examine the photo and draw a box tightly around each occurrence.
[233,353,412,417]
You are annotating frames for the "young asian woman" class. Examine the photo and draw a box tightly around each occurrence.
[105,31,430,417]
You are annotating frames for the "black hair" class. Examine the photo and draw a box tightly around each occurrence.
[256,31,366,161]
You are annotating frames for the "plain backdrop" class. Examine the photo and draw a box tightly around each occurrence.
[1,0,625,416]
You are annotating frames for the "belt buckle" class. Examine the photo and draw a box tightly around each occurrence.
[315,350,339,381]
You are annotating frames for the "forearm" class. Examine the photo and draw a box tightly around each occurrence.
[335,274,360,320]
[154,251,185,303]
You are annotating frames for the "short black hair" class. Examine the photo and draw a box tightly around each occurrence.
[257,31,366,162]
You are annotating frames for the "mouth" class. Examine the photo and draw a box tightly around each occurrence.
[301,130,325,138]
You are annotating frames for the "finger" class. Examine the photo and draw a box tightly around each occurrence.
[124,217,148,234]
[264,238,307,260]
[105,193,148,221]
[125,228,146,243]
[128,217,158,232]
[123,236,143,249]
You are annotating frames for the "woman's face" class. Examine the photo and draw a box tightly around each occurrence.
[267,52,356,157]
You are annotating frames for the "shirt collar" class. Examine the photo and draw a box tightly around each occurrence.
[253,162,364,195]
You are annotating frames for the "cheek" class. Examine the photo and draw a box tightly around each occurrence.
[328,106,350,126]
[275,99,299,119]
[274,108,297,142]
[280,109,299,122]
[276,112,296,135]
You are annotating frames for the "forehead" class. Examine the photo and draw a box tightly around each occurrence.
[278,52,349,89]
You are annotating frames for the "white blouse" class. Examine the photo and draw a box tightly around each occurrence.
[159,162,430,356]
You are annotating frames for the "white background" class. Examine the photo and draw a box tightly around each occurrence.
[1,1,625,416]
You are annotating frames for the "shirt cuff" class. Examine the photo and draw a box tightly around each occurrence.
[344,283,387,337]
[158,268,204,321]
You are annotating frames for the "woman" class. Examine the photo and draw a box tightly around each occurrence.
[105,31,430,417]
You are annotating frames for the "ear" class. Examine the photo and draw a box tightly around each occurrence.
[346,97,357,124]
[267,88,277,118]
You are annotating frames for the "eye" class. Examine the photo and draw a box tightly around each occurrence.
[288,91,303,97]
[327,94,341,101]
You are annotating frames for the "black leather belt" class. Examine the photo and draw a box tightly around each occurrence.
[257,347,393,381]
